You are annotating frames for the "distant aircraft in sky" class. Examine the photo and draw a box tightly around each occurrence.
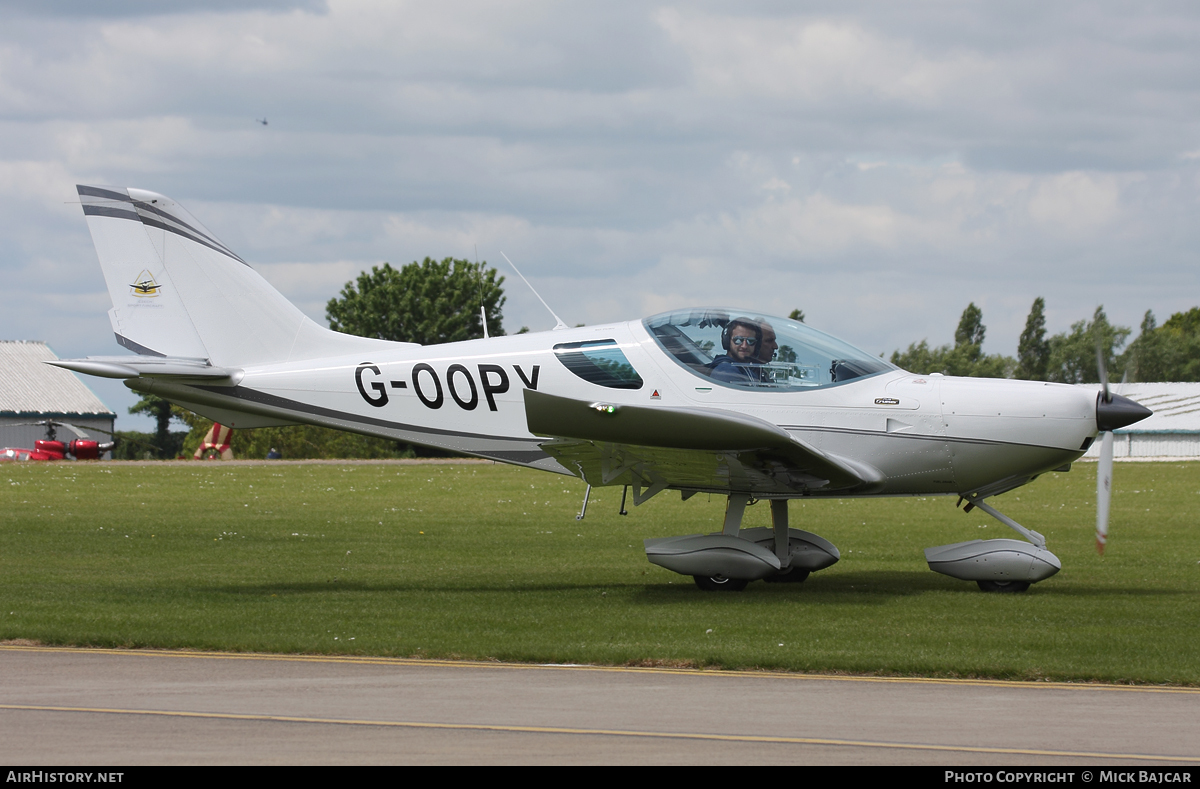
[55,185,1152,593]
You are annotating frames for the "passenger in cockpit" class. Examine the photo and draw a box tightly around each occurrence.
[709,317,764,383]
[754,318,778,364]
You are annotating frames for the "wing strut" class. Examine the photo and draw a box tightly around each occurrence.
[722,494,750,536]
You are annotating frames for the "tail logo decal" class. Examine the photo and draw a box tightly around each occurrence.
[129,270,162,298]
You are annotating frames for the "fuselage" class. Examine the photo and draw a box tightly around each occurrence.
[129,316,1099,498]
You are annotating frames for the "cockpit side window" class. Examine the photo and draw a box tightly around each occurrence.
[648,323,715,378]
[644,309,894,392]
[553,339,644,390]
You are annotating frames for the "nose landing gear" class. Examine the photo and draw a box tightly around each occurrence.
[925,494,1060,593]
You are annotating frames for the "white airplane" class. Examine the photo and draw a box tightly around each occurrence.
[54,185,1152,593]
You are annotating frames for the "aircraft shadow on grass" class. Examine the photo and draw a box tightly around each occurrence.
[633,570,957,604]
[200,570,977,599]
[632,571,1188,601]
[205,580,653,596]
[204,571,1185,599]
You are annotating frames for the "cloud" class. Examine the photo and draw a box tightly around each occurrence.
[1027,171,1121,235]
[0,0,327,18]
[657,10,996,106]
[728,193,941,256]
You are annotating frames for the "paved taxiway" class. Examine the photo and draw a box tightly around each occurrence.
[1,646,1198,765]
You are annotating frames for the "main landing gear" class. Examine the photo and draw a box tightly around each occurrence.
[644,495,839,591]
[925,494,1061,593]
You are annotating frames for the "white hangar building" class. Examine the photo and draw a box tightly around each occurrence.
[1081,382,1200,460]
[0,341,117,453]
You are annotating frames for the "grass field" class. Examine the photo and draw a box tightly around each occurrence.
[2,459,1198,684]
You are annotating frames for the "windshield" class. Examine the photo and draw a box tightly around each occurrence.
[644,308,894,391]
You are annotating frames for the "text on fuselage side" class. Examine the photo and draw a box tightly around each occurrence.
[355,362,540,411]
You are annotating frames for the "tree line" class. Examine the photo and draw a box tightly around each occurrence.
[890,299,1200,383]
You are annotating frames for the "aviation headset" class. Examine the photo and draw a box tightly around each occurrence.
[720,318,763,352]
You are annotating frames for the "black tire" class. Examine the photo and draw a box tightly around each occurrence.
[693,575,749,592]
[763,567,810,584]
[977,580,1031,593]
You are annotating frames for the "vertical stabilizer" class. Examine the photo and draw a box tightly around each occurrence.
[80,186,210,359]
[77,185,400,366]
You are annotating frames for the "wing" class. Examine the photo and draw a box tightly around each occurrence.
[523,389,878,496]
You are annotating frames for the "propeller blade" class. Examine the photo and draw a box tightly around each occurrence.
[1096,430,1114,554]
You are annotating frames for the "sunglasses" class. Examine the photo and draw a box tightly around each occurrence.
[731,337,758,346]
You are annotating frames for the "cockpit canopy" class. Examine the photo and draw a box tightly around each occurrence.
[645,308,895,391]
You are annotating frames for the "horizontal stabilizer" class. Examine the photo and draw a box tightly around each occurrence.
[47,357,239,381]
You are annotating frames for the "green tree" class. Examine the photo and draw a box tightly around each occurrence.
[1044,306,1130,384]
[954,302,985,349]
[1163,306,1200,336]
[127,395,185,458]
[891,303,1014,378]
[788,309,806,323]
[1122,307,1200,382]
[891,339,947,374]
[1157,307,1200,380]
[1122,311,1166,382]
[1016,297,1050,380]
[326,257,505,344]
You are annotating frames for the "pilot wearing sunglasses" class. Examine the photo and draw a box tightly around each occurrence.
[709,317,765,383]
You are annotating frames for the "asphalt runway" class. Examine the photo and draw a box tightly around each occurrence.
[1,646,1198,765]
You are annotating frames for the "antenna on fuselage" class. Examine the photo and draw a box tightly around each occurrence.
[500,251,569,331]
[476,244,489,339]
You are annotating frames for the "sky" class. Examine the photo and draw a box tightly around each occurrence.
[2,1,1198,430]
